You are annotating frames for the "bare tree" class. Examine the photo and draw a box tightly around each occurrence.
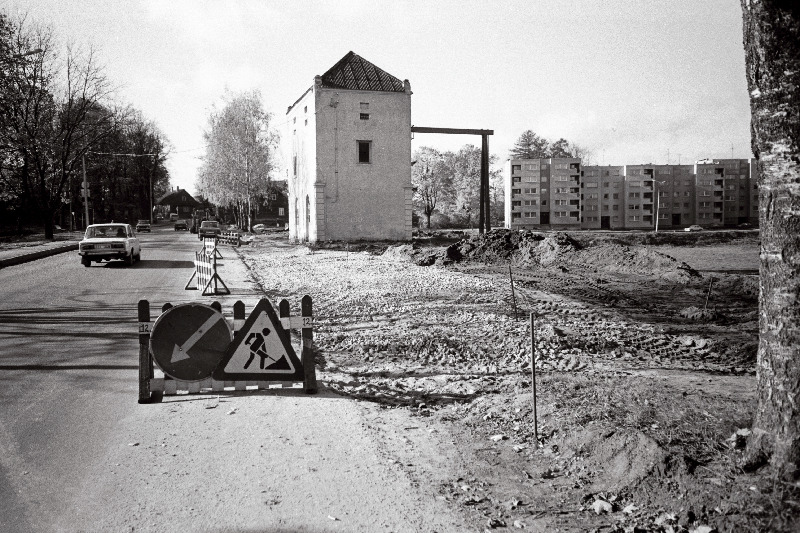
[741,0,800,479]
[0,13,118,237]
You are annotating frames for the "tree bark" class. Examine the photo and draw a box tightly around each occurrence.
[741,0,800,479]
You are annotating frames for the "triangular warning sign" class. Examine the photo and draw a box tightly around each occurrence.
[213,299,304,381]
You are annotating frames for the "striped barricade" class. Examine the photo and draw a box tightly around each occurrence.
[202,236,223,259]
[219,231,240,247]
[184,248,229,295]
[137,297,317,403]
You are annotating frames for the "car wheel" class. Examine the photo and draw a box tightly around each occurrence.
[125,251,134,266]
[81,257,91,267]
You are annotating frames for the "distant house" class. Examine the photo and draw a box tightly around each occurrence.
[256,180,289,226]
[286,51,413,242]
[157,187,200,220]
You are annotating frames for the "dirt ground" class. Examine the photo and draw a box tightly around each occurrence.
[238,228,798,532]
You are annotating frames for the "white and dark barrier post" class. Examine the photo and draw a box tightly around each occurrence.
[138,300,153,404]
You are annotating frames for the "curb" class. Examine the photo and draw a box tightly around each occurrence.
[0,243,79,269]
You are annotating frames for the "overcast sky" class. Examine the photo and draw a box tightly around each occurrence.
[5,0,752,194]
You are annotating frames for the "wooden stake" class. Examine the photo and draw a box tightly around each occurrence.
[138,300,152,404]
[704,277,715,311]
[509,264,518,320]
[530,312,539,444]
[301,295,317,394]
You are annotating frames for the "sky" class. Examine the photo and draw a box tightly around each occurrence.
[4,0,752,195]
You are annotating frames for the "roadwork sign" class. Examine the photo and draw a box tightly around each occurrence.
[213,299,303,381]
[150,303,232,381]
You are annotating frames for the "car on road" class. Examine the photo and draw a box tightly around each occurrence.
[174,219,188,231]
[684,225,704,232]
[198,220,222,240]
[251,223,266,234]
[78,223,141,267]
[136,219,151,232]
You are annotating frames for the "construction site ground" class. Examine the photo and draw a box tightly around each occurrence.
[238,228,797,533]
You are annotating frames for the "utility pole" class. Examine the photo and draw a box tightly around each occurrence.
[82,154,90,229]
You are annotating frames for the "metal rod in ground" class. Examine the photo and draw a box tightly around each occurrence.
[509,263,518,320]
[530,312,538,444]
[703,277,715,311]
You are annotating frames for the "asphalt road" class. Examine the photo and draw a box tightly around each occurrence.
[0,226,466,532]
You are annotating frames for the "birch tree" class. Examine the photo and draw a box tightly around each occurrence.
[197,90,278,231]
[741,0,800,479]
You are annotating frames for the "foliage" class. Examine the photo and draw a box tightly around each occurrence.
[412,144,503,229]
[510,130,593,163]
[0,10,169,236]
[196,89,279,231]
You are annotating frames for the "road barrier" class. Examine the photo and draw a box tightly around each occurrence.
[219,231,241,247]
[201,236,223,259]
[137,297,317,402]
[184,248,230,295]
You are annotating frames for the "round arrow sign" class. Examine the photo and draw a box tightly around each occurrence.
[150,303,232,381]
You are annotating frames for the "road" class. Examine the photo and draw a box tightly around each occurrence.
[0,226,467,532]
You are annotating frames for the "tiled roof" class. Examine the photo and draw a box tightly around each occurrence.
[320,51,405,92]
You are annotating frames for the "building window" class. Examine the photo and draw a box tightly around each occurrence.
[512,189,521,195]
[541,176,548,182]
[358,141,371,163]
[279,207,285,216]
[360,113,370,120]
[512,164,522,173]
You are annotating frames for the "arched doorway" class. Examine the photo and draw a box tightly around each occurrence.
[294,198,299,242]
[305,195,310,242]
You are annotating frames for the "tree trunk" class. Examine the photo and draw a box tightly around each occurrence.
[741,0,800,479]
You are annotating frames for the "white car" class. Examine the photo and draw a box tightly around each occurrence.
[684,225,704,232]
[78,223,141,267]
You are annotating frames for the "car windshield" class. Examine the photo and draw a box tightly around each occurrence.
[85,225,127,239]
[201,221,219,228]
[137,220,149,224]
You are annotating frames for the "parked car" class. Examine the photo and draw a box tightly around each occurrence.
[251,223,266,234]
[738,222,754,229]
[78,223,141,267]
[174,219,188,231]
[684,225,704,232]
[198,220,222,240]
[136,219,151,232]
[156,213,164,221]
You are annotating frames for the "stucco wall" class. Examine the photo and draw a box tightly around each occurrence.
[286,88,317,242]
[314,86,412,241]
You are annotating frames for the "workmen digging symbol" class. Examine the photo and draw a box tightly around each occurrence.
[244,328,279,370]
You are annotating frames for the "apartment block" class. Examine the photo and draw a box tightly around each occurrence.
[504,158,581,229]
[505,158,757,231]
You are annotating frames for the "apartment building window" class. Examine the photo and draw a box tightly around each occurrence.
[700,201,711,207]
[602,205,610,211]
[523,188,537,194]
[512,213,521,220]
[629,204,641,210]
[684,180,692,186]
[556,176,569,181]
[511,189,521,195]
[587,193,599,199]
[613,193,619,199]
[541,188,548,194]
[629,192,640,198]
[629,215,640,221]
[674,202,682,208]
[603,181,610,187]
[541,164,548,169]
[358,141,371,163]
[541,177,548,182]
[554,211,568,217]
[701,191,710,197]
[555,199,568,206]
[588,205,598,211]
[629,180,642,186]
[673,191,680,197]
[278,207,285,216]
[684,202,690,208]
[684,191,691,196]
[541,200,547,206]
[524,212,537,218]
[512,201,521,207]
[512,164,522,173]
[659,191,668,197]
[523,200,538,206]
[659,213,669,219]
[525,164,537,171]
[512,177,521,183]
[585,182,598,188]
[360,113,370,120]
[630,170,640,176]
[612,205,619,211]
[555,187,568,193]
